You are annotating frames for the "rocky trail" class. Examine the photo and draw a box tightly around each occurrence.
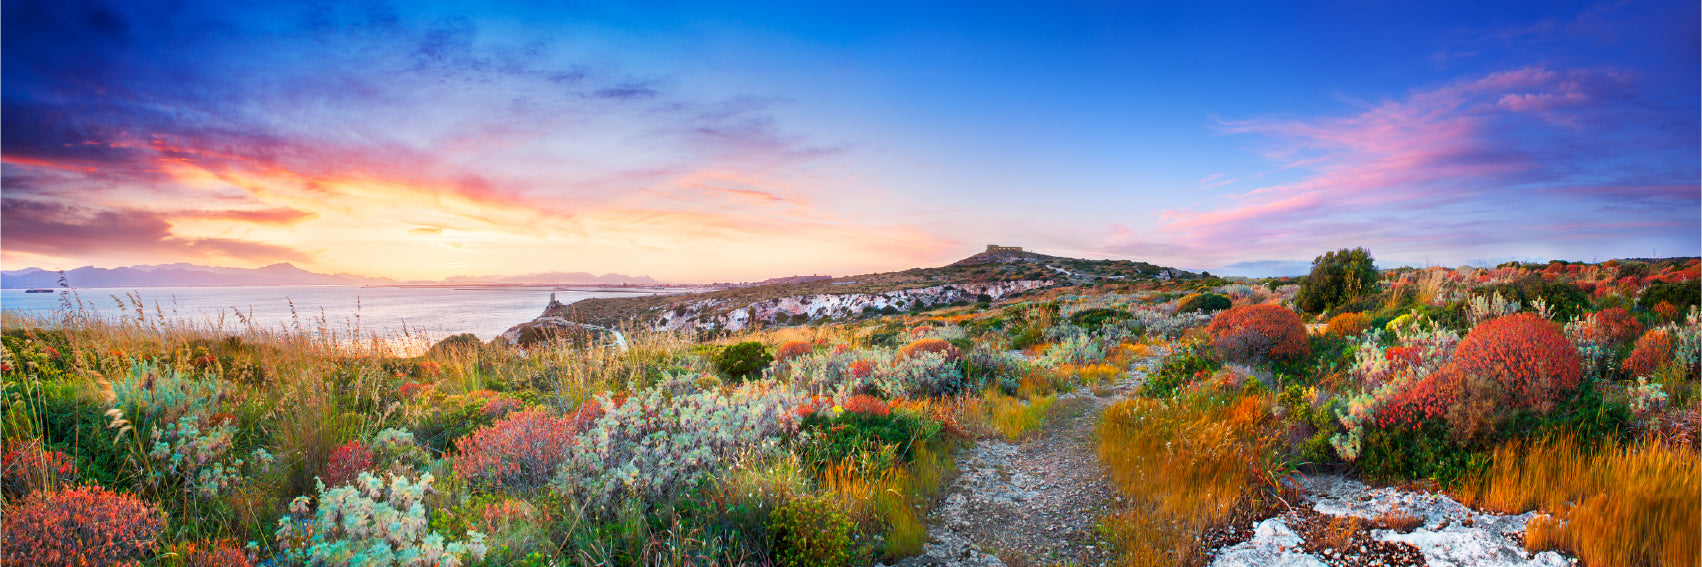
[884,355,1156,567]
[884,349,1576,567]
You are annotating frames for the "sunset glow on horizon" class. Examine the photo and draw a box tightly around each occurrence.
[3,1,1697,282]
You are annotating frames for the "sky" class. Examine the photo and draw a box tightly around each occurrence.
[2,0,1697,282]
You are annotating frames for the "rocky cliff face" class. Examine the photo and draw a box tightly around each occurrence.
[653,279,1050,332]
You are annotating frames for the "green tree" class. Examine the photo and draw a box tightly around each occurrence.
[1295,247,1378,314]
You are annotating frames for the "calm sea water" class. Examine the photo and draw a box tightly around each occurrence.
[0,285,673,348]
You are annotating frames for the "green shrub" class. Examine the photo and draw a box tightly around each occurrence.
[1009,325,1045,350]
[798,406,942,469]
[1295,247,1378,314]
[1358,421,1485,486]
[1639,282,1701,313]
[1176,293,1232,314]
[6,381,129,489]
[715,342,773,382]
[429,333,483,354]
[769,496,852,567]
[1068,307,1130,330]
[1536,282,1591,320]
[1137,345,1219,398]
[409,401,494,453]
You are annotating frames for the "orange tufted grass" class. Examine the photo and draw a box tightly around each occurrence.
[1455,434,1699,567]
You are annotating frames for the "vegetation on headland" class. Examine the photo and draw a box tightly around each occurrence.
[1,250,1697,566]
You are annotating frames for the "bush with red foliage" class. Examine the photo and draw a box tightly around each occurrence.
[840,394,891,416]
[847,359,876,379]
[1206,304,1310,364]
[2,439,78,498]
[1654,301,1681,322]
[1375,367,1462,428]
[320,441,373,488]
[481,394,524,419]
[775,341,814,363]
[1623,330,1675,379]
[2,486,166,566]
[1449,313,1582,413]
[1586,307,1644,346]
[898,338,963,363]
[176,539,254,567]
[455,408,579,493]
[397,382,431,399]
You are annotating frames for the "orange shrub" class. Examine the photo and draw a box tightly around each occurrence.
[775,341,814,363]
[455,409,579,493]
[1206,304,1309,364]
[897,338,963,363]
[1623,330,1674,378]
[1451,313,1581,412]
[1325,312,1374,337]
[2,486,167,566]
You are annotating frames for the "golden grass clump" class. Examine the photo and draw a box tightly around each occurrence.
[947,390,1056,440]
[1096,394,1281,566]
[1067,364,1124,386]
[1456,435,1699,567]
[815,442,953,561]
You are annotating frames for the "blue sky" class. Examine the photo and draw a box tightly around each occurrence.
[3,0,1696,280]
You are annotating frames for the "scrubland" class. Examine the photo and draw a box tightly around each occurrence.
[2,252,1697,566]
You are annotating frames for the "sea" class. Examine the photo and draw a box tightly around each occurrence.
[0,285,682,353]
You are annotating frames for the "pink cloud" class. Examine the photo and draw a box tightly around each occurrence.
[1105,66,1697,267]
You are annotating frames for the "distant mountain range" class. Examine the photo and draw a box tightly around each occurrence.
[0,263,659,288]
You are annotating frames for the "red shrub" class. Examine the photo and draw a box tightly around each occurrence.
[2,486,166,566]
[2,439,78,498]
[455,408,579,493]
[847,359,876,379]
[1376,368,1462,428]
[398,382,430,399]
[177,540,254,567]
[775,341,814,363]
[1206,304,1309,364]
[840,395,891,416]
[1451,313,1582,412]
[321,441,374,488]
[1587,308,1644,346]
[898,338,963,363]
[481,394,524,419]
[1623,330,1675,378]
[1654,301,1681,322]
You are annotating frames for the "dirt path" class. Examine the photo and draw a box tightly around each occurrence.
[885,355,1158,567]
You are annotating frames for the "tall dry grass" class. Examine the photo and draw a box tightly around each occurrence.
[1455,435,1699,567]
[816,442,953,560]
[1097,394,1282,567]
[951,391,1056,440]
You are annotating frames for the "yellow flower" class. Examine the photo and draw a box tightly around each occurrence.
[832,405,844,414]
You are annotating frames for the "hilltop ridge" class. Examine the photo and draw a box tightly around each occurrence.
[530,249,1199,330]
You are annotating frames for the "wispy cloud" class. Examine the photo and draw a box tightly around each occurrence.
[0,0,948,279]
[1100,66,1699,268]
